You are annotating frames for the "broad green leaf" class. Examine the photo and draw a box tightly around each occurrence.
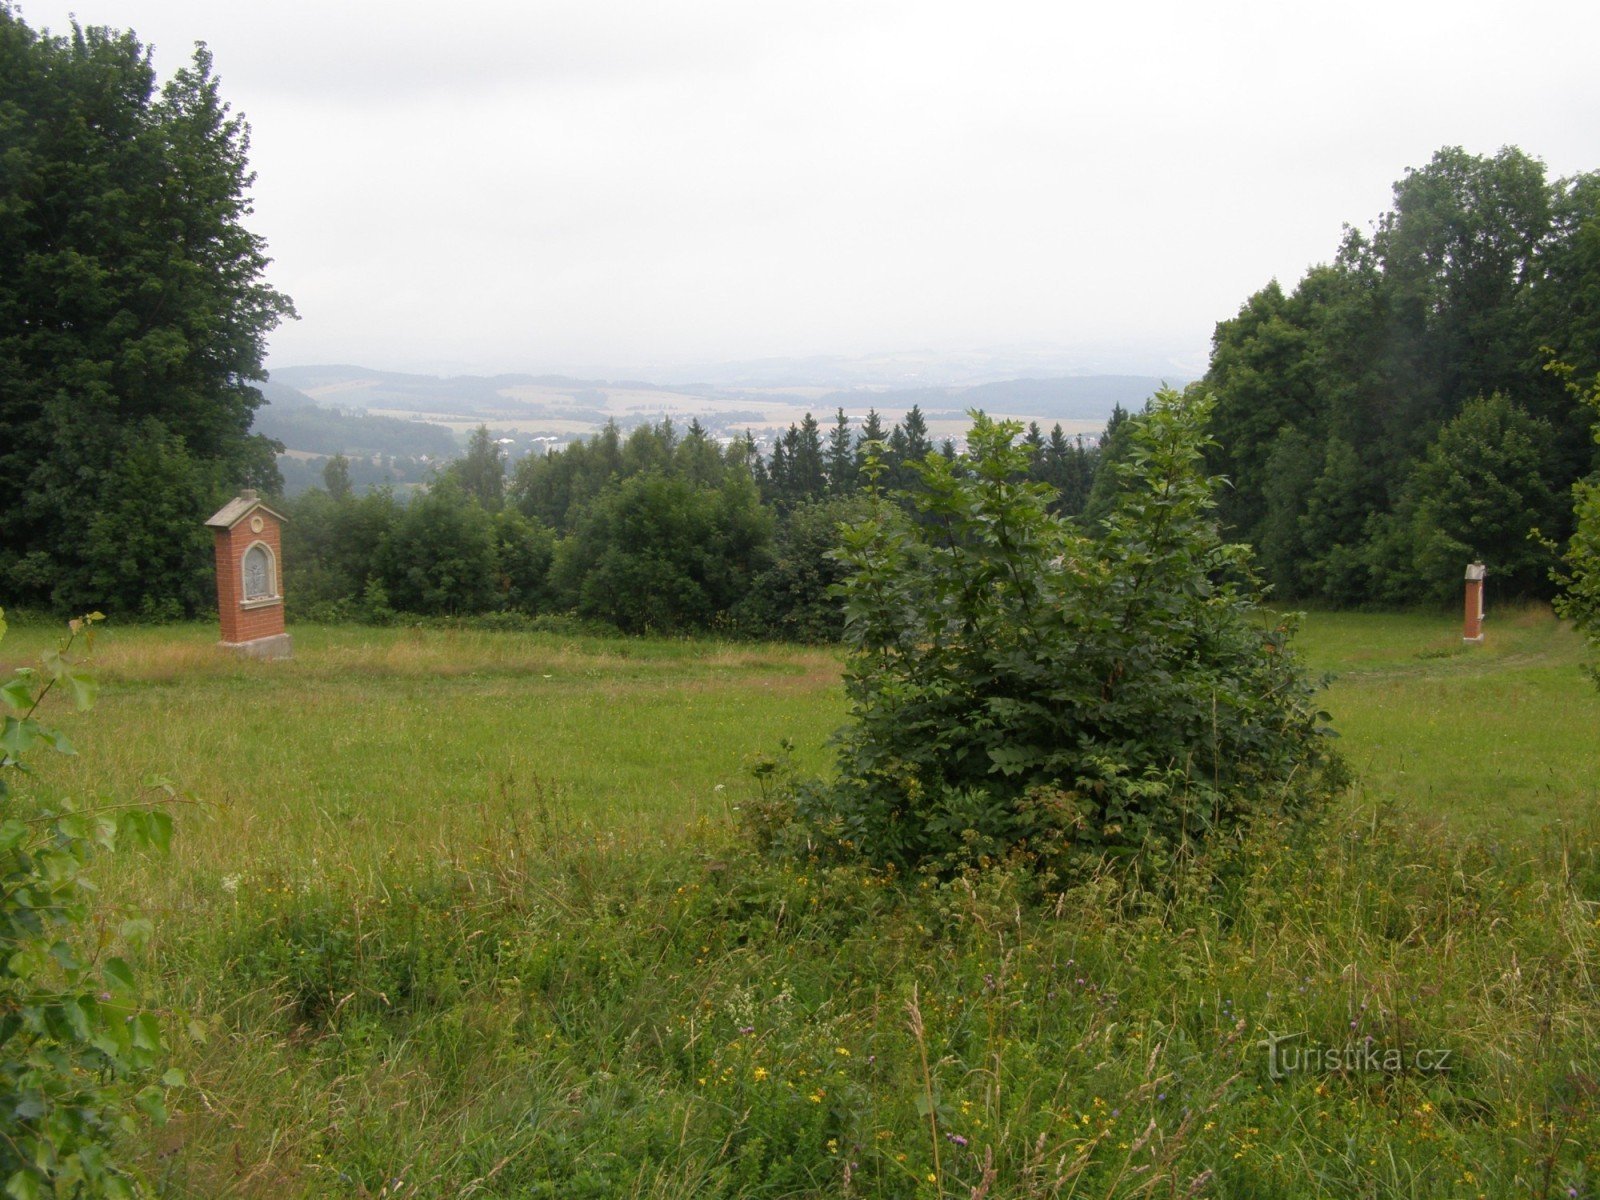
[0,819,27,853]
[145,810,173,855]
[133,1085,168,1125]
[62,667,96,712]
[48,942,81,973]
[1,716,37,756]
[0,677,31,712]
[27,726,73,757]
[102,957,137,994]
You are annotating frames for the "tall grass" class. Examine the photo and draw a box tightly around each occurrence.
[5,610,1599,1197]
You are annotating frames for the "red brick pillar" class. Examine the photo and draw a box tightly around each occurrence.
[1463,562,1486,645]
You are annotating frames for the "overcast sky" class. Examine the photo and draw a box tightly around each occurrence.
[13,0,1600,380]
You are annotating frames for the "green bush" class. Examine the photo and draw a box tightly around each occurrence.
[734,495,874,642]
[775,392,1340,877]
[1552,365,1600,684]
[0,612,178,1199]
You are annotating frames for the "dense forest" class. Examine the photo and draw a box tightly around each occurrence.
[284,411,1102,638]
[1202,146,1600,607]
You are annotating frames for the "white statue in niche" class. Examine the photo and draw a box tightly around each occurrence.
[243,543,274,600]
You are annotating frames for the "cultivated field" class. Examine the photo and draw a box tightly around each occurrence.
[7,608,1600,1198]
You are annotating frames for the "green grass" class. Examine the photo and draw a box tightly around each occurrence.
[1292,605,1600,837]
[7,622,846,886]
[6,610,1600,1198]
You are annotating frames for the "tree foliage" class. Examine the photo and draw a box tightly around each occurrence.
[455,425,505,511]
[765,394,1338,876]
[287,401,1119,637]
[549,472,772,634]
[1204,146,1600,607]
[0,8,295,615]
[1552,366,1600,684]
[1404,394,1563,603]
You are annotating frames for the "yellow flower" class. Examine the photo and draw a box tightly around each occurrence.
[753,1067,769,1081]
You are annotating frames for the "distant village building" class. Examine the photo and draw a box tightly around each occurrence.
[206,489,292,659]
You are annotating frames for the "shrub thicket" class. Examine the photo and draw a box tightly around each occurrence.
[770,391,1340,876]
[1553,366,1600,683]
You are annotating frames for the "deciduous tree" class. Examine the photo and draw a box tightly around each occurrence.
[0,9,295,613]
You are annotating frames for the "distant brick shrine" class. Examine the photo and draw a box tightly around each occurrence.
[206,489,292,659]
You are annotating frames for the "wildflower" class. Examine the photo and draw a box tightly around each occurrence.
[753,1067,769,1081]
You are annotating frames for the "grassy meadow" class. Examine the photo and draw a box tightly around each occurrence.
[6,608,1600,1198]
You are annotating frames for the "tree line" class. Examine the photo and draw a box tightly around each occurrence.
[1203,145,1600,607]
[284,411,1106,638]
[0,8,295,619]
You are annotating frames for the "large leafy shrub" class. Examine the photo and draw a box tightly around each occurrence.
[0,612,178,1198]
[1552,366,1600,684]
[778,390,1340,877]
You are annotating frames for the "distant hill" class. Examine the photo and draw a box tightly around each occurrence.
[267,365,609,420]
[263,363,1178,435]
[253,378,460,459]
[820,376,1174,423]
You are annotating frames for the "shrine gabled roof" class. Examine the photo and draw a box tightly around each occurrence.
[205,492,289,530]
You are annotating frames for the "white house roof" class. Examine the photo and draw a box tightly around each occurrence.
[205,489,289,530]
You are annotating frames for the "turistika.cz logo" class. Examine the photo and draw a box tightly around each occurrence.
[1257,1031,1454,1081]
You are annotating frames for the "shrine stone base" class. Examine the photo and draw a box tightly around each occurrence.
[219,633,293,660]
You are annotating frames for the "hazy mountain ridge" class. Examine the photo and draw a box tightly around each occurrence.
[264,364,1181,431]
[254,378,461,459]
[819,375,1176,422]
